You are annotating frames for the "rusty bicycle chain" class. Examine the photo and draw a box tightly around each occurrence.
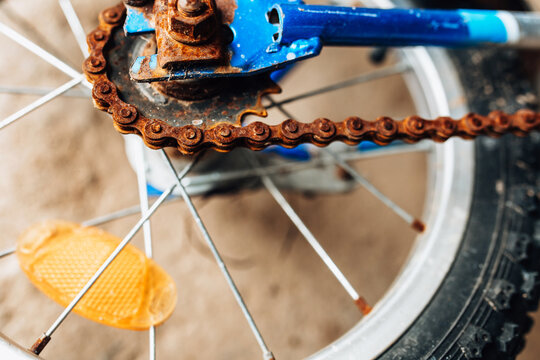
[83,4,540,155]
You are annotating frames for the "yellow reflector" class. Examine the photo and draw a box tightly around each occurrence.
[17,220,176,330]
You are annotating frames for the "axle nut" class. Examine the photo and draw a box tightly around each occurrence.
[167,0,218,44]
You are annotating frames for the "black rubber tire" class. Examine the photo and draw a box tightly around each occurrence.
[377,1,540,359]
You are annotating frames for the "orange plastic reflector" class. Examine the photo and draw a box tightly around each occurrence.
[16,220,176,330]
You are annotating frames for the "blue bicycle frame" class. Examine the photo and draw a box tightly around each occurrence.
[127,0,540,82]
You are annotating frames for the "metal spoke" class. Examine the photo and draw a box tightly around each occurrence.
[246,154,371,314]
[0,76,84,131]
[82,204,155,227]
[0,3,71,64]
[0,247,15,259]
[324,149,425,232]
[0,21,91,89]
[160,150,275,360]
[58,0,89,57]
[82,199,178,227]
[133,139,156,360]
[31,158,198,355]
[0,85,90,98]
[267,62,409,109]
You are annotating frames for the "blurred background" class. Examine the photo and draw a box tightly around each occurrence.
[0,0,538,359]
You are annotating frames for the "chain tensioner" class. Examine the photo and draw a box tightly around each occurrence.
[83,3,540,155]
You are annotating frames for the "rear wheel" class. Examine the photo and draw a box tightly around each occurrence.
[0,0,538,359]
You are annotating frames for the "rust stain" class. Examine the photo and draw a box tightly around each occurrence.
[154,0,223,68]
[411,219,426,233]
[355,297,373,316]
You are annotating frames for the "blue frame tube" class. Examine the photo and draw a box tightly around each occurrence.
[272,4,521,47]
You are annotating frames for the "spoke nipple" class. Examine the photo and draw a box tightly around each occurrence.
[354,297,372,316]
[30,334,51,355]
[411,219,426,233]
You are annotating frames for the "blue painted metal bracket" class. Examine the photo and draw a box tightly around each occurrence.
[125,2,538,81]
[124,6,154,35]
[128,0,322,82]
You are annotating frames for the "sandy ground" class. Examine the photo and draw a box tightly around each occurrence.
[0,1,537,359]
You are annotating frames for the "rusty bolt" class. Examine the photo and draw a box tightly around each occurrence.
[152,123,162,133]
[254,123,265,136]
[104,9,121,24]
[120,108,132,118]
[168,0,217,44]
[177,0,207,16]
[90,58,102,67]
[443,119,455,131]
[219,126,231,138]
[319,121,331,132]
[98,83,112,95]
[186,128,196,139]
[472,117,483,127]
[384,120,394,131]
[284,120,298,133]
[94,31,105,41]
[351,118,363,130]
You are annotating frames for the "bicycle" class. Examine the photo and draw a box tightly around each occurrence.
[0,0,539,359]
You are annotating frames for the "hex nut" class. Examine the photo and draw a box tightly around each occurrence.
[167,0,217,44]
